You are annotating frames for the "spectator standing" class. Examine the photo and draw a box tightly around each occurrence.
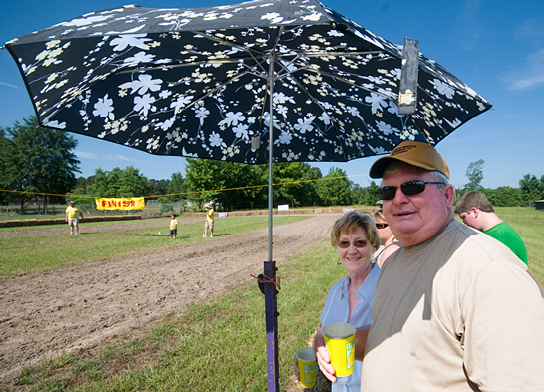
[65,200,83,235]
[372,210,400,268]
[295,211,381,391]
[203,203,214,237]
[454,191,528,264]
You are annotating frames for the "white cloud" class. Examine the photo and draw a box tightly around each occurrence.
[75,150,142,162]
[0,81,23,90]
[508,48,544,90]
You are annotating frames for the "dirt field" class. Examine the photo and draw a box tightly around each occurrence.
[0,214,341,389]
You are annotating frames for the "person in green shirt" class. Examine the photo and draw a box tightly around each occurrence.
[454,191,527,264]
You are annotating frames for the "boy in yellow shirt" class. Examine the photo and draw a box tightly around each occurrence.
[170,214,178,239]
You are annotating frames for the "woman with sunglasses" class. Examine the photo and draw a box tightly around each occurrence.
[373,210,401,268]
[295,211,381,391]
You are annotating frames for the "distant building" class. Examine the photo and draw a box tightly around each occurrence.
[535,200,544,211]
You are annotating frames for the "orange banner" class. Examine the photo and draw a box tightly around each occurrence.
[95,197,145,210]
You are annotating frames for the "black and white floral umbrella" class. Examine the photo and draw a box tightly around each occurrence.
[4,0,491,165]
[4,1,492,389]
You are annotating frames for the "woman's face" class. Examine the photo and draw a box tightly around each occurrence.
[374,218,392,244]
[335,226,375,277]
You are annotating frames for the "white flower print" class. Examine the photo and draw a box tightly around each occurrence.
[273,92,295,104]
[134,93,156,117]
[430,79,455,99]
[92,94,115,120]
[233,123,249,140]
[43,119,66,129]
[62,14,113,27]
[445,118,462,128]
[346,106,360,116]
[294,117,314,133]
[110,34,152,52]
[220,111,245,127]
[209,131,223,147]
[194,106,210,125]
[365,93,388,113]
[120,74,162,95]
[170,95,194,114]
[123,51,155,67]
[319,113,332,125]
[376,121,396,135]
[278,131,292,144]
[157,117,175,131]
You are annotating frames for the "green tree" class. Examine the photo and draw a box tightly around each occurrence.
[484,187,522,207]
[315,167,352,206]
[148,179,170,198]
[184,158,266,210]
[463,159,485,191]
[519,174,542,206]
[0,116,80,210]
[86,166,148,198]
[364,180,381,207]
[167,172,187,202]
[272,162,321,207]
[0,129,22,204]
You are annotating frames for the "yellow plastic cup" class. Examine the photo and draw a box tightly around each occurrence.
[296,347,318,388]
[322,322,356,378]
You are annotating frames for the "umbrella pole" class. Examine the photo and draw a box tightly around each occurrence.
[264,52,280,392]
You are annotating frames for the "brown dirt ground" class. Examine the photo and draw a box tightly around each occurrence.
[0,214,341,389]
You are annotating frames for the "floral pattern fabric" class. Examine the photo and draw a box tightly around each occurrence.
[5,0,492,163]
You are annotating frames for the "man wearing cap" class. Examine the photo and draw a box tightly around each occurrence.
[65,200,83,236]
[203,203,214,237]
[354,141,544,391]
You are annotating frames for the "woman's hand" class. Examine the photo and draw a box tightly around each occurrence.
[314,327,337,383]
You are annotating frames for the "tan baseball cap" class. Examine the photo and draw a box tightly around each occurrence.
[205,203,212,209]
[369,141,450,179]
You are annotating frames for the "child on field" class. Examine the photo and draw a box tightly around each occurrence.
[170,214,178,239]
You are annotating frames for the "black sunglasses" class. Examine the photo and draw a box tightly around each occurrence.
[380,181,445,201]
[337,239,369,249]
[375,223,389,229]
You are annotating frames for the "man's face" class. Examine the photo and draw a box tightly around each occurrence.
[382,167,454,247]
[458,209,480,230]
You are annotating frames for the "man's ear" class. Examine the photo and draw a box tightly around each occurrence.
[444,184,455,208]
[471,207,479,219]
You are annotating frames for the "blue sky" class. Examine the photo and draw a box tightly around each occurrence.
[1,0,543,190]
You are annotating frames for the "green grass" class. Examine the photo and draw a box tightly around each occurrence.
[6,207,544,391]
[0,216,308,278]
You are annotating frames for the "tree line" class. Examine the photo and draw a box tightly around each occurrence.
[1,116,543,210]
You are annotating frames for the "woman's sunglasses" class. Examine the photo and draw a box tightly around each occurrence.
[380,181,445,201]
[337,240,368,248]
[375,223,389,229]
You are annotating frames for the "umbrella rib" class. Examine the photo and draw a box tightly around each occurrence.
[255,26,285,137]
[288,65,396,101]
[190,30,271,76]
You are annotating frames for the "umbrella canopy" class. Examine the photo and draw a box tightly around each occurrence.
[4,0,491,164]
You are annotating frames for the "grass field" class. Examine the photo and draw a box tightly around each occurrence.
[3,207,543,391]
[0,216,308,278]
